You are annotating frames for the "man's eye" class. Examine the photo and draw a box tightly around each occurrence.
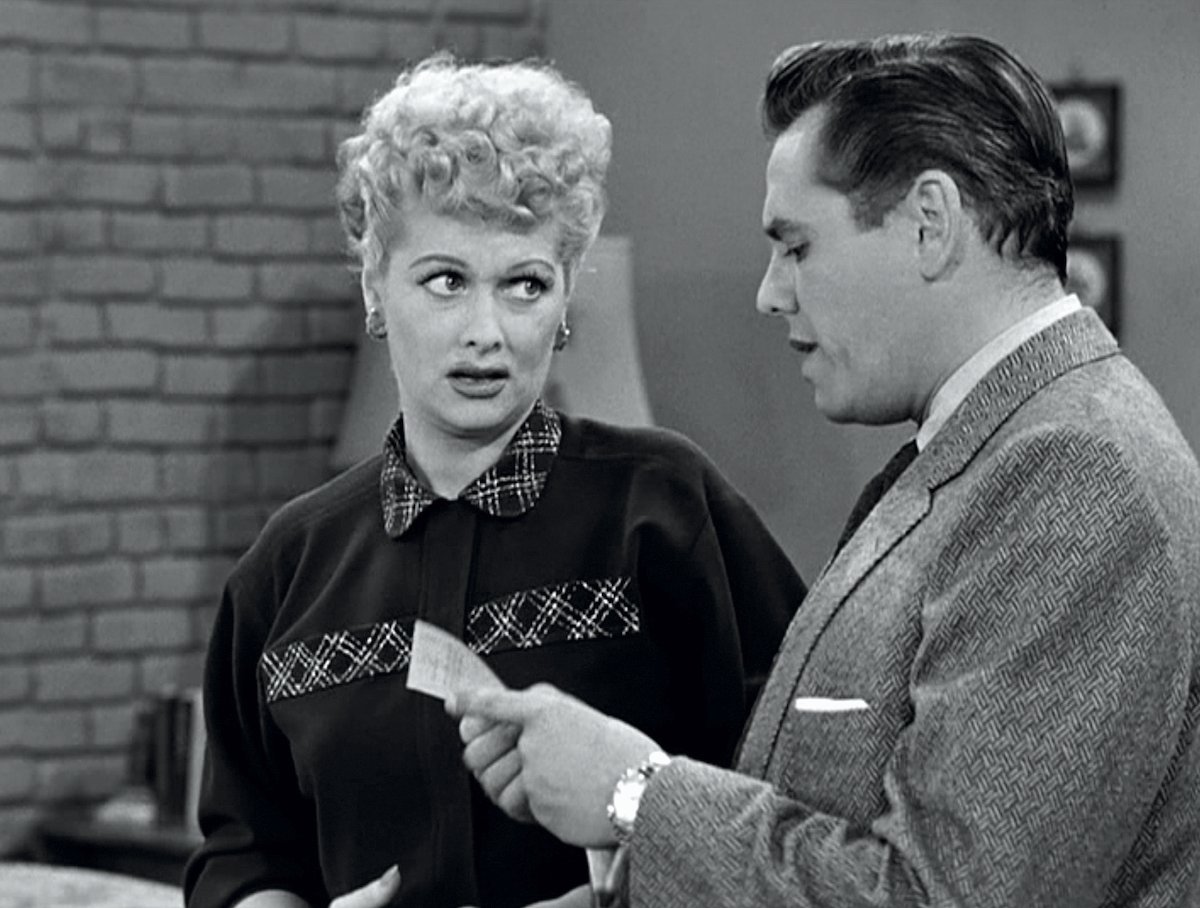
[786,242,809,261]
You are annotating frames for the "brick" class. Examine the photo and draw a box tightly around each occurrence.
[0,260,49,298]
[42,400,104,444]
[0,50,34,102]
[42,561,136,609]
[164,506,209,550]
[385,21,439,66]
[35,657,136,702]
[52,350,159,393]
[164,164,253,209]
[43,301,104,344]
[117,509,161,555]
[162,258,253,302]
[0,1,90,46]
[259,166,338,212]
[2,707,88,750]
[142,556,233,602]
[309,217,347,255]
[39,209,106,251]
[40,54,137,104]
[107,303,209,347]
[0,617,35,656]
[214,215,309,255]
[84,111,132,155]
[0,567,35,610]
[36,754,126,800]
[258,447,329,497]
[481,22,543,59]
[162,450,257,501]
[261,351,352,396]
[31,614,88,654]
[338,65,403,115]
[41,111,84,150]
[54,161,160,205]
[308,306,360,344]
[198,12,290,55]
[296,15,388,61]
[140,651,204,694]
[260,262,354,304]
[0,664,31,702]
[94,606,193,651]
[17,450,158,501]
[214,504,266,550]
[0,354,53,398]
[129,113,190,158]
[0,758,35,801]
[89,701,137,748]
[109,400,214,445]
[234,118,328,163]
[0,807,38,855]
[0,404,37,447]
[96,8,191,50]
[341,0,433,11]
[5,512,112,560]
[112,213,207,253]
[435,22,483,59]
[142,59,338,113]
[215,402,311,444]
[309,397,345,441]
[163,354,257,396]
[0,111,35,152]
[0,306,35,347]
[212,306,307,349]
[0,159,52,203]
[443,0,530,18]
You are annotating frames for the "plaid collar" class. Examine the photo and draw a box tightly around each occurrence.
[380,399,563,537]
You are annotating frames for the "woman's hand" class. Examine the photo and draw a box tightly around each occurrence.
[329,865,401,908]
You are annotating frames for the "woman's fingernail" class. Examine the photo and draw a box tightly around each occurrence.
[383,864,400,885]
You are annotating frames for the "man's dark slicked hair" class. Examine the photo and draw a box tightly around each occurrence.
[763,34,1073,280]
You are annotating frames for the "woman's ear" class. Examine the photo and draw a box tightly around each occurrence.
[905,169,965,281]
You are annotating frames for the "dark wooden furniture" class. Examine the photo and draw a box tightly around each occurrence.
[32,813,200,886]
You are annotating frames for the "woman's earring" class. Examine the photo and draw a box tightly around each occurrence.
[553,319,571,351]
[365,307,387,340]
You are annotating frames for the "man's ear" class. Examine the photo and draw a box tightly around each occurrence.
[904,169,965,281]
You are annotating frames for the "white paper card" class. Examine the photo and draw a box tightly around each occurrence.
[406,619,504,701]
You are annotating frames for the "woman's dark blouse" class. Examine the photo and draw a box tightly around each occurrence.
[183,402,805,908]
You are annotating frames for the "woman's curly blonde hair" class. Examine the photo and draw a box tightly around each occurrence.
[336,51,612,282]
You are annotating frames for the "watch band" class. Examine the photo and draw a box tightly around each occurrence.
[606,750,671,844]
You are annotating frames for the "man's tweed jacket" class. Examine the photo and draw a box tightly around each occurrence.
[630,309,1200,907]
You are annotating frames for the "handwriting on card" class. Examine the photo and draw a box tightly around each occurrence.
[406,620,504,701]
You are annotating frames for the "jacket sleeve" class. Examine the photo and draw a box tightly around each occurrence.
[183,564,325,908]
[627,434,1192,907]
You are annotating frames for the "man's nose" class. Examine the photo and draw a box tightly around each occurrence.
[756,255,796,316]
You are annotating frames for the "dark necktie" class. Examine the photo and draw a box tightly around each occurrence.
[833,440,918,554]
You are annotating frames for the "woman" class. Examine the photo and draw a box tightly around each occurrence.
[183,52,805,908]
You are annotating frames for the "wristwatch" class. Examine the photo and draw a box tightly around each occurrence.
[606,750,671,844]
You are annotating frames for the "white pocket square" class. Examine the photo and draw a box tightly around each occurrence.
[793,696,869,713]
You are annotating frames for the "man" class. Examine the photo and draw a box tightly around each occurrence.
[452,33,1200,907]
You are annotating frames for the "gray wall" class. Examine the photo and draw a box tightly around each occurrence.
[548,0,1200,579]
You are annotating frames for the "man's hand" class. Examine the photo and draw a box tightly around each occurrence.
[329,865,401,908]
[449,683,661,848]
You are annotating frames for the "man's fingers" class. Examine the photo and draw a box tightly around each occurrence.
[458,712,495,743]
[463,721,520,773]
[495,772,535,823]
[329,865,400,908]
[448,684,552,724]
[473,744,522,801]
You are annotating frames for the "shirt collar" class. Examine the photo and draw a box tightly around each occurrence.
[916,294,1082,451]
[380,399,563,537]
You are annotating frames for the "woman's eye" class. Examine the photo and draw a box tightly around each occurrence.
[506,275,549,302]
[422,272,466,296]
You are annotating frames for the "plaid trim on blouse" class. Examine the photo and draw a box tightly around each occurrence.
[380,399,563,537]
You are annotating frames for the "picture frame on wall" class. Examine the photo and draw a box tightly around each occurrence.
[1065,234,1121,338]
[1049,83,1121,188]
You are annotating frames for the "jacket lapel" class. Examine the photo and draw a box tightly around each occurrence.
[737,309,1120,778]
